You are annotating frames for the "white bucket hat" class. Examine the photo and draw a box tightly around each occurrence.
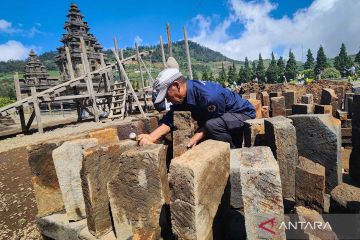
[153,68,182,104]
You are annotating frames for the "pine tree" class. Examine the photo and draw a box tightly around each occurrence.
[202,70,209,80]
[251,61,256,79]
[193,71,199,80]
[303,49,314,70]
[217,62,227,86]
[238,66,246,84]
[334,43,352,72]
[227,62,237,83]
[314,45,328,78]
[355,49,360,64]
[285,50,298,81]
[256,54,266,82]
[209,71,215,82]
[277,56,285,78]
[244,57,252,82]
[266,52,279,83]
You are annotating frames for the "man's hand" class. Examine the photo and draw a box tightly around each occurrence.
[137,134,156,146]
[187,128,206,149]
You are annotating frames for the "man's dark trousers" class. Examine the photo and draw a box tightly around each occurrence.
[204,112,251,149]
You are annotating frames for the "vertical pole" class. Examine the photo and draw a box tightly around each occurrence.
[183,26,193,79]
[14,72,26,133]
[80,37,99,122]
[135,42,145,88]
[47,103,52,115]
[60,102,64,117]
[159,35,167,67]
[166,23,173,57]
[113,37,119,55]
[120,49,124,61]
[65,46,75,79]
[100,53,111,92]
[30,87,43,134]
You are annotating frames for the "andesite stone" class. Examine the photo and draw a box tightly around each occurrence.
[271,96,286,117]
[243,118,266,147]
[173,111,194,158]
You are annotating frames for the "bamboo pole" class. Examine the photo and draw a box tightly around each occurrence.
[30,87,44,134]
[183,26,193,79]
[65,46,75,79]
[166,23,173,57]
[135,42,145,88]
[14,72,26,132]
[159,35,166,67]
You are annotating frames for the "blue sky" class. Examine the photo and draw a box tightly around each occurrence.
[1,0,359,61]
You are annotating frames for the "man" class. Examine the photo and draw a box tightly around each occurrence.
[138,68,256,148]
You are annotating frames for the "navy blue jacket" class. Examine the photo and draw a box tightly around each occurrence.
[160,80,256,129]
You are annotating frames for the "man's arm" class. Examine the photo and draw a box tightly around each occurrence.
[187,127,206,148]
[137,123,171,146]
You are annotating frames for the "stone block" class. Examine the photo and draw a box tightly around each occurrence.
[116,120,147,140]
[350,95,360,182]
[341,119,352,128]
[295,156,325,212]
[348,96,354,118]
[27,143,65,217]
[285,109,292,116]
[169,140,230,240]
[88,128,119,145]
[230,150,242,209]
[242,94,250,99]
[288,114,342,193]
[284,91,296,109]
[81,140,137,237]
[52,139,98,221]
[261,106,269,118]
[261,91,270,107]
[271,96,286,117]
[292,103,314,114]
[248,99,262,119]
[330,183,360,213]
[269,92,282,98]
[301,94,314,104]
[249,92,257,99]
[235,147,286,240]
[243,119,266,147]
[107,144,170,240]
[344,92,354,112]
[294,206,337,239]
[265,116,298,199]
[320,88,339,116]
[173,111,194,158]
[314,104,332,114]
[336,109,348,120]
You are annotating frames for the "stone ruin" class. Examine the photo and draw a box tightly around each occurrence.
[27,85,360,239]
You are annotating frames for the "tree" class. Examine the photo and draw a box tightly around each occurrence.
[322,67,341,79]
[202,70,209,80]
[243,57,252,82]
[193,71,199,80]
[303,49,314,70]
[277,56,285,79]
[355,49,360,64]
[285,50,298,81]
[334,43,353,73]
[256,54,266,82]
[227,62,237,83]
[217,62,227,86]
[266,52,279,83]
[238,66,246,84]
[314,45,328,78]
[251,61,256,78]
[209,71,215,82]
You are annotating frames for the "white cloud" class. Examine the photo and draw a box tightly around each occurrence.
[0,19,44,37]
[0,40,37,61]
[0,19,21,34]
[134,35,143,45]
[191,0,360,61]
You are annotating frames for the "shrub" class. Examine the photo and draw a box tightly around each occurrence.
[301,69,314,79]
[0,97,16,108]
[321,67,341,79]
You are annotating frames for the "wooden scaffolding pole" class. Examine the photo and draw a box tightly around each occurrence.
[183,26,193,79]
[112,49,147,118]
[166,23,173,57]
[30,87,44,134]
[80,37,99,122]
[135,42,145,88]
[14,72,26,133]
[159,35,166,67]
[65,46,75,79]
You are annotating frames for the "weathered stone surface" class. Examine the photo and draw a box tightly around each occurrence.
[248,99,262,119]
[173,111,194,158]
[288,114,342,193]
[314,104,332,114]
[336,109,348,120]
[265,116,298,199]
[261,91,270,107]
[81,140,137,237]
[292,103,314,114]
[78,228,116,240]
[243,118,266,147]
[235,147,286,240]
[330,183,360,213]
[321,88,339,116]
[295,206,338,239]
[107,144,170,240]
[169,140,230,240]
[261,106,269,118]
[284,91,296,109]
[116,120,147,140]
[230,149,242,209]
[350,94,360,182]
[348,96,354,118]
[271,96,286,117]
[88,128,119,145]
[249,92,257,99]
[27,143,65,217]
[295,156,325,212]
[52,139,98,221]
[344,92,354,112]
[301,94,314,104]
[269,92,282,98]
